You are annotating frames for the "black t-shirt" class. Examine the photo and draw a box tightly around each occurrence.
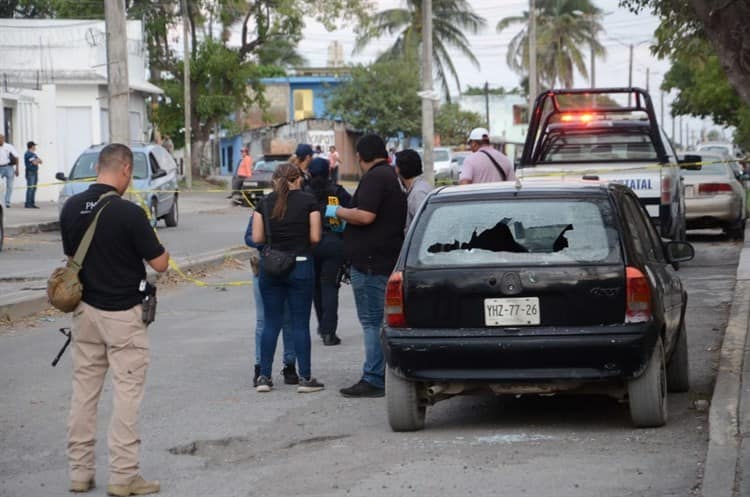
[60,184,165,311]
[344,161,407,275]
[258,190,318,254]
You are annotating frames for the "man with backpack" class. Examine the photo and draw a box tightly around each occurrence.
[459,127,515,184]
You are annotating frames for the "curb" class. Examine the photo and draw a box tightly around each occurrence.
[0,247,251,323]
[701,226,750,497]
[6,220,60,237]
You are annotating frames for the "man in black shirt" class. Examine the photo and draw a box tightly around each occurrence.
[326,134,406,397]
[59,143,168,496]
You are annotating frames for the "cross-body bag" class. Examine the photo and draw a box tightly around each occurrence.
[479,150,508,181]
[47,191,118,312]
[260,198,296,278]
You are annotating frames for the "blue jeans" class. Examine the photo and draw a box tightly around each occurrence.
[253,273,295,366]
[0,165,14,206]
[313,233,344,336]
[350,268,389,388]
[25,170,38,207]
[259,257,315,379]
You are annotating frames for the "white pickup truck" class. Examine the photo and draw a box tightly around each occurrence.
[518,87,699,242]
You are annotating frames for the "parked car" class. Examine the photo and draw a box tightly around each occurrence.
[697,141,742,160]
[233,154,289,206]
[682,156,747,239]
[381,180,694,431]
[417,147,458,182]
[451,151,471,176]
[56,144,179,227]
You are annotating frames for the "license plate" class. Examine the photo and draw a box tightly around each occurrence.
[246,181,258,187]
[484,297,540,326]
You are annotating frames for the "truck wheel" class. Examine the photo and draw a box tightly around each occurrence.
[386,366,425,432]
[628,337,668,428]
[667,321,689,393]
[165,196,179,227]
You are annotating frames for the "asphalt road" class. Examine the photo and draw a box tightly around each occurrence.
[0,205,252,297]
[0,234,741,497]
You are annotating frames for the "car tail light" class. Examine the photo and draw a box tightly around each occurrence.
[698,183,733,194]
[385,271,406,327]
[626,266,652,323]
[661,175,671,204]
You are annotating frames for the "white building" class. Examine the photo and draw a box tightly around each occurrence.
[0,19,162,203]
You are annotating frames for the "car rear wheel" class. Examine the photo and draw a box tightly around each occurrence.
[726,219,745,241]
[628,337,668,428]
[386,366,425,432]
[667,320,690,393]
[165,196,178,227]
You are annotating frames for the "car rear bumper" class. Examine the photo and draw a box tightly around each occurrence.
[382,323,658,383]
[686,195,741,227]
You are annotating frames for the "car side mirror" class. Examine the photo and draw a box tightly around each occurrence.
[665,241,694,264]
[55,172,67,181]
[152,169,167,179]
[679,154,702,170]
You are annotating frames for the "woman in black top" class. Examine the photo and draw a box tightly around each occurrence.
[308,158,352,346]
[252,163,323,393]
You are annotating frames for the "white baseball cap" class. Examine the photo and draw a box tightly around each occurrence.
[467,127,489,142]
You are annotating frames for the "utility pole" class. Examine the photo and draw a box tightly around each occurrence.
[484,81,490,130]
[645,67,650,92]
[421,0,434,185]
[590,45,596,88]
[181,0,192,189]
[528,0,537,113]
[104,0,129,144]
[627,43,633,106]
[660,90,664,126]
[671,111,675,144]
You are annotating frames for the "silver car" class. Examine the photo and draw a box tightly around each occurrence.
[683,157,747,239]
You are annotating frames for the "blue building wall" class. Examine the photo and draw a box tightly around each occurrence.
[220,135,244,176]
[261,76,343,121]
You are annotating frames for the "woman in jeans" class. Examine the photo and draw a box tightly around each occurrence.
[252,163,323,393]
[308,157,351,345]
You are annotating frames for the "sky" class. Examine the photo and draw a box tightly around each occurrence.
[290,0,723,145]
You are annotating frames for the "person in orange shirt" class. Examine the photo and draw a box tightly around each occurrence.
[231,147,254,201]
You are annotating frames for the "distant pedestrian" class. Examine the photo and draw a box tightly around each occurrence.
[292,143,314,190]
[252,163,324,393]
[326,134,407,398]
[231,147,253,201]
[0,134,20,208]
[162,135,174,156]
[244,216,298,387]
[459,127,515,184]
[396,149,432,233]
[308,157,351,346]
[313,145,325,158]
[328,145,341,184]
[59,143,169,496]
[24,141,42,209]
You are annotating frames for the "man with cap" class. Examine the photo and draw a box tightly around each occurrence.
[459,127,515,184]
[396,149,433,233]
[326,134,406,397]
[293,143,314,187]
[24,141,42,208]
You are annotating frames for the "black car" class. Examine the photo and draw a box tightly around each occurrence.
[381,180,694,431]
[234,154,290,206]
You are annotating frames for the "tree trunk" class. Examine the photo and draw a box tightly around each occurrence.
[691,0,750,104]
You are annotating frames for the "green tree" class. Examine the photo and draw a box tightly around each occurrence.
[620,0,750,106]
[434,103,484,146]
[497,0,606,89]
[325,58,421,138]
[354,0,485,98]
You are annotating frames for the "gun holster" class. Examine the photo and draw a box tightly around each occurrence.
[140,281,157,325]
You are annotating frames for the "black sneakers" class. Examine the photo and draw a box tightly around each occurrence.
[339,380,385,398]
[253,364,260,387]
[297,377,325,393]
[281,363,299,385]
[322,334,341,346]
[256,376,273,392]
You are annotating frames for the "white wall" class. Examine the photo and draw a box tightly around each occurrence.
[456,94,528,143]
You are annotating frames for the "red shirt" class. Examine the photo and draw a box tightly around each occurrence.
[237,155,253,177]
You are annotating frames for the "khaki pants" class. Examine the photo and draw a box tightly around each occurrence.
[68,302,149,486]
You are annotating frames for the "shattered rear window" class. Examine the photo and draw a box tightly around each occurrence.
[408,198,621,267]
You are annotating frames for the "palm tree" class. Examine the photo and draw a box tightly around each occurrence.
[354,0,486,98]
[497,0,606,89]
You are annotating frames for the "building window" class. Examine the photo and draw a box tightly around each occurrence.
[513,105,528,125]
[293,89,314,120]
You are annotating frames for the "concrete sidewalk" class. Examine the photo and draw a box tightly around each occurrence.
[702,225,750,497]
[4,190,231,236]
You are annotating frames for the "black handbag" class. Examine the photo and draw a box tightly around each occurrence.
[260,199,296,278]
